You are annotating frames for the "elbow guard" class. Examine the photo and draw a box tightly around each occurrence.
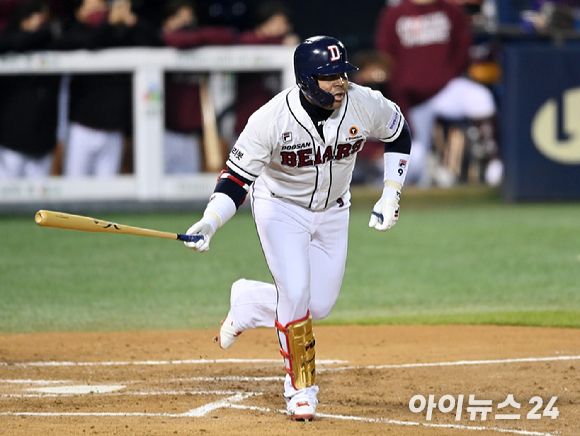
[384,120,411,155]
[214,169,252,209]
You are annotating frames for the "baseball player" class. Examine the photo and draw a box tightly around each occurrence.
[184,35,411,421]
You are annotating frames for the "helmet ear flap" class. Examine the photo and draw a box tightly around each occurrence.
[297,74,336,108]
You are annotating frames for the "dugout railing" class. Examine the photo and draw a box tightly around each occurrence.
[0,46,295,211]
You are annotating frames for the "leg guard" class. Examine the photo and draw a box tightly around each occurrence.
[276,312,315,390]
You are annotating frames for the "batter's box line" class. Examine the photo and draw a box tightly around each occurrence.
[0,390,262,399]
[181,392,261,417]
[0,392,262,419]
[171,376,285,382]
[0,376,285,388]
[0,379,69,384]
[0,358,346,368]
[318,354,580,373]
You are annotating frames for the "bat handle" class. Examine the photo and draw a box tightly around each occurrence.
[371,211,384,224]
[177,234,204,243]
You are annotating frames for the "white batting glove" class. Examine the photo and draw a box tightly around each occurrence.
[369,187,401,232]
[184,216,218,252]
[184,192,237,253]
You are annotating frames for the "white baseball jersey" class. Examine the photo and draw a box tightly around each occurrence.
[226,83,405,211]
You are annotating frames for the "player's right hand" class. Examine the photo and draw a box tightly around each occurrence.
[184,216,218,252]
[369,188,400,232]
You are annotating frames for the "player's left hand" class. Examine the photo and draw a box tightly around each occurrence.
[369,188,400,232]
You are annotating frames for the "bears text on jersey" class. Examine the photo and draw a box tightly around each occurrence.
[280,139,364,168]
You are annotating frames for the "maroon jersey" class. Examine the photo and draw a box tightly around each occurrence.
[162,26,235,49]
[164,26,235,133]
[375,0,471,113]
[234,32,286,135]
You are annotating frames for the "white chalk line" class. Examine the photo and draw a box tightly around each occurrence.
[30,385,125,394]
[0,376,285,386]
[0,358,346,368]
[0,393,261,419]
[0,358,279,367]
[177,375,285,382]
[0,389,257,399]
[0,379,69,384]
[181,392,260,417]
[2,355,578,371]
[319,354,580,373]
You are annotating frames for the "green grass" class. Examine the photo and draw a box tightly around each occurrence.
[1,187,579,333]
[332,195,580,327]
[327,311,580,328]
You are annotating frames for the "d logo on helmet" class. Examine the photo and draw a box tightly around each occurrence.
[328,45,340,61]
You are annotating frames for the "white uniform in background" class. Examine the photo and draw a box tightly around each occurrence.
[64,122,124,178]
[164,131,202,174]
[0,146,53,179]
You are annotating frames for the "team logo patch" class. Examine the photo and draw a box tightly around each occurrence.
[349,126,358,136]
[283,132,292,143]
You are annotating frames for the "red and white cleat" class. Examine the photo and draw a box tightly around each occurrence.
[289,401,316,422]
[217,310,242,350]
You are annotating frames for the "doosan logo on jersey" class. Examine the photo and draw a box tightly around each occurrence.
[280,139,364,168]
[281,142,311,151]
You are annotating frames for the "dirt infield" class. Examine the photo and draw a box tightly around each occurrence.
[1,325,579,436]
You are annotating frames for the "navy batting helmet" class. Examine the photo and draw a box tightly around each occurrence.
[294,35,358,108]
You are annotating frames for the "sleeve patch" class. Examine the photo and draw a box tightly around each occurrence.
[388,110,400,131]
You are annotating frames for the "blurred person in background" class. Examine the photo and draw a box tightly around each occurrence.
[0,0,62,179]
[0,0,68,33]
[56,0,161,178]
[162,0,235,174]
[193,0,252,31]
[233,1,299,138]
[375,0,502,187]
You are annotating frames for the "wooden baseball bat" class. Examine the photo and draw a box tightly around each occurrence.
[34,210,202,243]
[199,74,224,173]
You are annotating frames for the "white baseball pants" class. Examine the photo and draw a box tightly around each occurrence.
[0,145,53,179]
[64,122,123,177]
[229,177,349,330]
[164,130,202,174]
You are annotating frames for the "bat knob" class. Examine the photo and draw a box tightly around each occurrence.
[178,234,204,243]
[35,211,45,225]
[371,211,384,224]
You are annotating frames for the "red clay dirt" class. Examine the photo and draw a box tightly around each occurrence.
[0,325,578,435]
